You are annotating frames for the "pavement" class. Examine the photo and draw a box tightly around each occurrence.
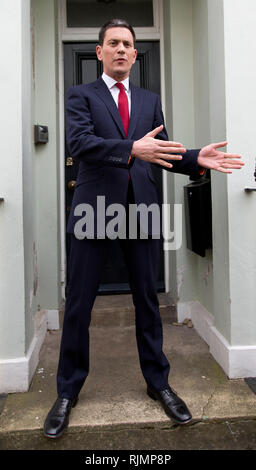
[0,293,256,450]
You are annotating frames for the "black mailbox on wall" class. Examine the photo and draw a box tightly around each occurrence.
[184,177,212,257]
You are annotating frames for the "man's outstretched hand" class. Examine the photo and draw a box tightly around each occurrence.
[131,125,186,168]
[197,141,245,173]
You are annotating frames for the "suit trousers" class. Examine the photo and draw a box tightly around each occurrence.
[57,180,170,398]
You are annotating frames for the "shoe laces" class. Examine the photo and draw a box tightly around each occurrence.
[57,398,70,413]
[167,385,177,395]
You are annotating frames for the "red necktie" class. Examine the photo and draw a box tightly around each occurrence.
[115,82,129,137]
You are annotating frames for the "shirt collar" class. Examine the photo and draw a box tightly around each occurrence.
[102,72,130,92]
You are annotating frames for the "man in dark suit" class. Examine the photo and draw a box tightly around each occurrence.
[43,19,244,438]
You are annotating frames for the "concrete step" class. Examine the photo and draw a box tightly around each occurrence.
[59,292,177,328]
[1,295,256,450]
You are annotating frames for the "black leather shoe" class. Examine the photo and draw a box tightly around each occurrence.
[43,397,78,438]
[147,385,192,424]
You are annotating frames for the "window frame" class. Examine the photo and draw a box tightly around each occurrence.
[60,0,160,40]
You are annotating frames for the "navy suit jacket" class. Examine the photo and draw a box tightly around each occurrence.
[65,77,201,237]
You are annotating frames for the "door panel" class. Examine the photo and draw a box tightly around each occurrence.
[64,41,164,293]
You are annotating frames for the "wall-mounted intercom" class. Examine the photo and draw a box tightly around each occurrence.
[34,125,49,144]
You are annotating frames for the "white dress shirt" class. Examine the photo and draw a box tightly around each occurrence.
[102,72,131,116]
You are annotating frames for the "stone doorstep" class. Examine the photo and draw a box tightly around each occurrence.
[59,293,177,328]
[1,294,256,450]
[92,293,174,311]
[1,418,256,451]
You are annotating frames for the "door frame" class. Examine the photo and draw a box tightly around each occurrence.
[57,0,169,298]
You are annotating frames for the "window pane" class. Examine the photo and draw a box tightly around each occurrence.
[81,58,98,84]
[66,0,154,28]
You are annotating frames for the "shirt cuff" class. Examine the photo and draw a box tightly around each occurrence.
[128,154,135,168]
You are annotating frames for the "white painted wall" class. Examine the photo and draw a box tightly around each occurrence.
[0,0,45,392]
[167,0,197,307]
[22,0,37,352]
[0,0,27,360]
[32,0,62,311]
[207,0,231,342]
[162,0,177,300]
[167,0,256,377]
[191,0,215,315]
[200,0,256,349]
[166,0,214,315]
[0,0,61,393]
[223,0,256,346]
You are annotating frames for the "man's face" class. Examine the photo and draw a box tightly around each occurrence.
[96,27,137,81]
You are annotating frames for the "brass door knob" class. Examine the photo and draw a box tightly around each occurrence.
[68,180,76,190]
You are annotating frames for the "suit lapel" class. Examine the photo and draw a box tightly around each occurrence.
[128,83,143,139]
[92,77,126,138]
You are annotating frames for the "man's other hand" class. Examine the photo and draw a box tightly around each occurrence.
[197,141,245,173]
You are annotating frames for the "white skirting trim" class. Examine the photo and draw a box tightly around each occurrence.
[177,301,256,379]
[0,309,60,394]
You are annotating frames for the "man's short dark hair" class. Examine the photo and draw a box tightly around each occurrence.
[98,19,136,46]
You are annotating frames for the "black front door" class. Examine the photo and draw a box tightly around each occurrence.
[64,41,164,293]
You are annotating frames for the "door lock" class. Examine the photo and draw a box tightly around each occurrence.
[68,180,76,190]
